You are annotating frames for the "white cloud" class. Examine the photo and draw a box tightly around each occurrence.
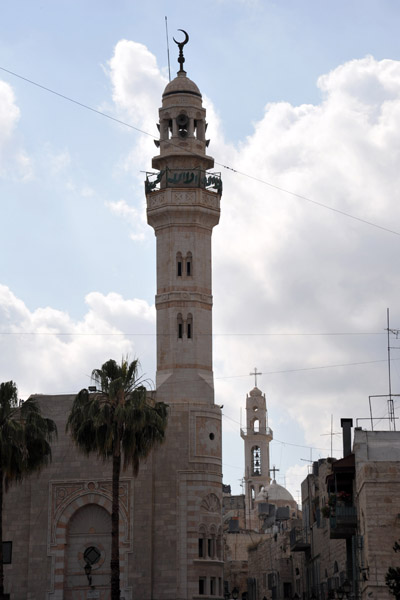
[0,80,32,178]
[0,80,20,140]
[3,49,400,496]
[212,55,400,457]
[102,47,400,492]
[105,198,147,241]
[0,285,156,398]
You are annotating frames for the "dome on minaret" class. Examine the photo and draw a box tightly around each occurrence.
[162,71,202,100]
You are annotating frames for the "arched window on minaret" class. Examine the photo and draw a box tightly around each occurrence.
[186,252,192,276]
[252,418,260,433]
[187,314,193,339]
[251,446,261,476]
[177,252,183,277]
[177,313,183,339]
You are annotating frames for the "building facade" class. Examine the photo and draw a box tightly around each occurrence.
[3,39,224,600]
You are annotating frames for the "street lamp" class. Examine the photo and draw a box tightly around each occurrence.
[336,581,351,600]
[84,562,92,586]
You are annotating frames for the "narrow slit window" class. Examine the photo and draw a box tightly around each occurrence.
[186,252,192,276]
[199,577,206,595]
[187,314,193,339]
[210,578,216,596]
[177,252,183,277]
[177,314,183,339]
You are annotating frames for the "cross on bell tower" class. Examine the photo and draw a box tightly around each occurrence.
[250,367,263,387]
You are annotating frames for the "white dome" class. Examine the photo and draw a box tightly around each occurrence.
[162,71,201,99]
[264,480,295,504]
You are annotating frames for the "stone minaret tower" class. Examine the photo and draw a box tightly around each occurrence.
[146,34,221,406]
[144,33,223,599]
[240,386,273,515]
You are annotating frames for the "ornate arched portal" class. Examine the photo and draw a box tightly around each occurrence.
[47,480,132,600]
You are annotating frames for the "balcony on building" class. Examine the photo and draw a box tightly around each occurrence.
[329,504,357,539]
[290,526,310,552]
[240,427,273,438]
[326,453,357,539]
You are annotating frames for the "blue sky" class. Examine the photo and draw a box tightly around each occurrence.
[1,0,400,497]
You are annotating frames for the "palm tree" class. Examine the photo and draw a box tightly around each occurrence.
[0,380,57,599]
[66,358,168,600]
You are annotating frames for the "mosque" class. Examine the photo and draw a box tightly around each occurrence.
[2,33,299,600]
[4,34,223,600]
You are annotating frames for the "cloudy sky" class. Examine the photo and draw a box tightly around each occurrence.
[1,0,400,499]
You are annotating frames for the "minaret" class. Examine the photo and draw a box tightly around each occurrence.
[144,32,223,600]
[146,31,221,406]
[240,383,273,514]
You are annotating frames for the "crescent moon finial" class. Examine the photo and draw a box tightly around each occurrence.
[173,29,189,74]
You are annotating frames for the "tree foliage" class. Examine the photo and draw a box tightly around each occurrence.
[66,358,168,600]
[386,540,400,600]
[0,380,57,598]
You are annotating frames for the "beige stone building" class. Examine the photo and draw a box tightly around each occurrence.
[291,422,400,600]
[295,458,348,600]
[3,41,224,600]
[354,428,400,600]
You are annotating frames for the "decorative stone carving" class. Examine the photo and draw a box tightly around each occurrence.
[156,291,212,306]
[201,493,221,513]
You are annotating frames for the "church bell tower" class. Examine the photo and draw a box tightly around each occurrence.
[241,381,273,515]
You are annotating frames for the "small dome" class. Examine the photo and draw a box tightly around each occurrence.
[249,387,262,397]
[162,71,202,99]
[264,480,295,504]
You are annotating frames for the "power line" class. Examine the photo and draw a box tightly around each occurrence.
[0,330,387,336]
[1,65,399,237]
[222,414,341,453]
[215,358,397,379]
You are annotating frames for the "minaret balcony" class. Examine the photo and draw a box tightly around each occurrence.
[145,168,222,194]
[290,526,311,552]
